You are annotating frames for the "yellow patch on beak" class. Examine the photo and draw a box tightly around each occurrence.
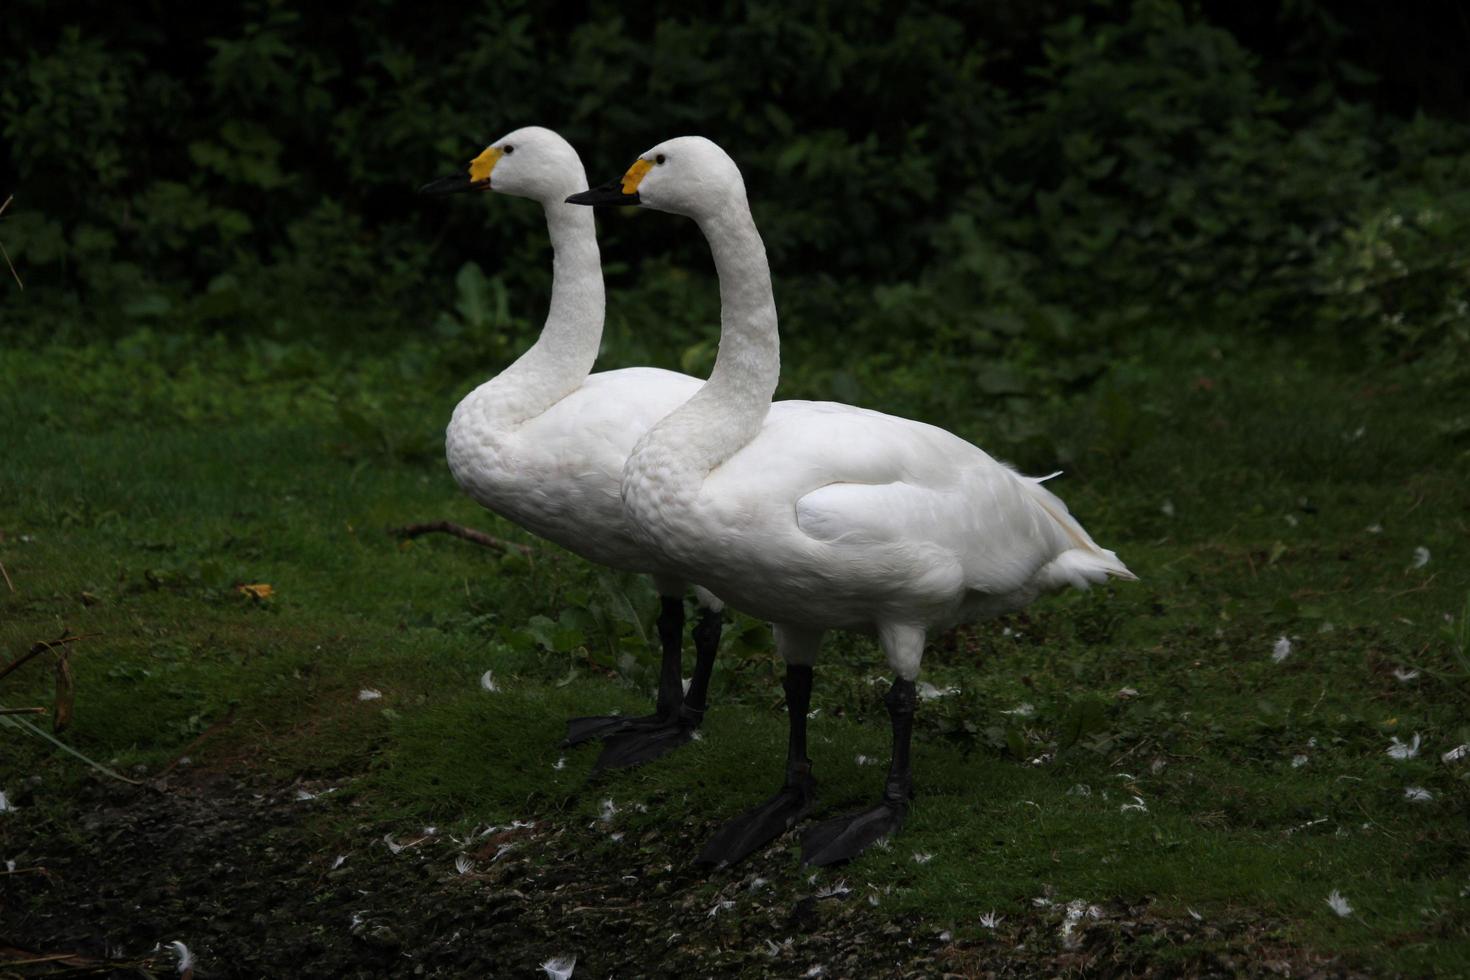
[621,158,654,195]
[468,146,504,184]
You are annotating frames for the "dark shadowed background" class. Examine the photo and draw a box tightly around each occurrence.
[3,0,1468,435]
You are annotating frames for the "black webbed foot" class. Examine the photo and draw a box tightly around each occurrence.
[696,767,817,868]
[800,675,918,865]
[592,713,699,770]
[800,799,906,866]
[562,712,666,748]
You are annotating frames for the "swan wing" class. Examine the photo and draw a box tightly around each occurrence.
[546,367,703,470]
[485,366,702,492]
[710,401,1133,595]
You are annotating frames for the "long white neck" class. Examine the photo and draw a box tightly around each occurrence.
[643,201,778,472]
[459,198,604,426]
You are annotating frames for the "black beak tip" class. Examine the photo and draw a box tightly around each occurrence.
[419,173,484,196]
[566,181,640,207]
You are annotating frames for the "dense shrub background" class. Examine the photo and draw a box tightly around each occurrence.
[2,0,1468,401]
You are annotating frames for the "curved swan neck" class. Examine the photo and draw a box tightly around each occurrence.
[516,199,605,387]
[645,202,778,472]
[458,197,604,429]
[701,205,779,400]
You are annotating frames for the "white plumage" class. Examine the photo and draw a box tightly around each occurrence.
[609,136,1133,675]
[627,398,1132,659]
[424,128,725,763]
[432,129,703,578]
[570,136,1135,864]
[448,364,704,575]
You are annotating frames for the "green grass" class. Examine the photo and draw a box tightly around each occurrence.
[2,327,1467,974]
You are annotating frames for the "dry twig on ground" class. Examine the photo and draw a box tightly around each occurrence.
[0,633,96,685]
[0,633,97,734]
[390,521,533,556]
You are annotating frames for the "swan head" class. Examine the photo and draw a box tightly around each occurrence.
[565,136,747,221]
[420,126,588,203]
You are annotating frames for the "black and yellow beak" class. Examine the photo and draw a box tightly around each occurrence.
[419,146,502,195]
[566,158,652,206]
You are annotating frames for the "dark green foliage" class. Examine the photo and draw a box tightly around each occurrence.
[3,0,1467,397]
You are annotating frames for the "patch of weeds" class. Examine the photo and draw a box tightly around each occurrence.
[2,336,1469,974]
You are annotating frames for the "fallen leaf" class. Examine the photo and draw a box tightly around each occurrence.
[53,650,74,733]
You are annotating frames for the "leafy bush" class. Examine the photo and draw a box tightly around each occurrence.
[811,0,1470,407]
[2,0,1467,395]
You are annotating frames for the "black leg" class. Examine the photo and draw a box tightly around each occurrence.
[882,677,916,805]
[653,595,687,719]
[800,676,915,866]
[563,596,686,747]
[592,605,727,769]
[696,664,817,868]
[680,606,723,725]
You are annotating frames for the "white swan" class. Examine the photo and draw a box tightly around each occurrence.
[568,137,1135,865]
[420,127,726,768]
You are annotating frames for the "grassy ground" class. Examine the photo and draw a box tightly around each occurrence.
[2,325,1467,976]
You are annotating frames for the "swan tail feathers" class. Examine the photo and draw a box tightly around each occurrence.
[1034,547,1137,592]
[1019,473,1137,590]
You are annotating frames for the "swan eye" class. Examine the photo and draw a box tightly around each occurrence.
[503,145,514,155]
[655,154,666,165]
